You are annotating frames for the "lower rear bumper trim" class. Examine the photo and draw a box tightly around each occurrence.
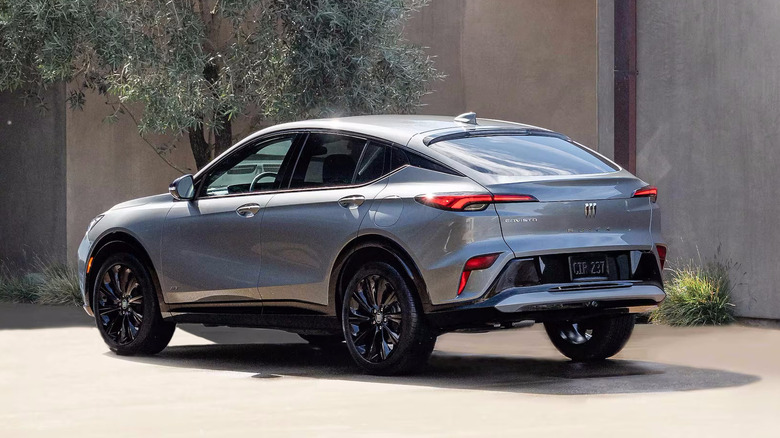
[494,284,665,313]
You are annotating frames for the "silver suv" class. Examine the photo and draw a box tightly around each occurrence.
[78,114,666,375]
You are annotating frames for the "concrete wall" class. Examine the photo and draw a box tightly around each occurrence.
[0,86,67,267]
[632,1,780,318]
[406,0,599,149]
[597,0,614,159]
[65,93,195,259]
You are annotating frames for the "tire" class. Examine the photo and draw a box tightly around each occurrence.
[543,314,635,361]
[92,252,176,355]
[300,334,344,347]
[341,262,436,375]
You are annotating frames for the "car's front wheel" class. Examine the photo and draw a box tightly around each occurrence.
[341,262,436,375]
[92,253,176,355]
[543,314,635,361]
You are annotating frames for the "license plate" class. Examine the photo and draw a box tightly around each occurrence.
[569,254,608,280]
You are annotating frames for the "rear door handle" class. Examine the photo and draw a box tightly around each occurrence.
[338,195,365,209]
[236,203,261,218]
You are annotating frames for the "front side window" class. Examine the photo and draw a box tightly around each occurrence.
[289,134,372,189]
[201,135,295,197]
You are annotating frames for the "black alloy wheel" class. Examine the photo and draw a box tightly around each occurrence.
[341,262,436,375]
[93,253,175,355]
[543,314,635,361]
[96,263,144,345]
[347,273,403,362]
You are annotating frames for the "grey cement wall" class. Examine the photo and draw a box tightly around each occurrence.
[634,1,780,318]
[597,0,614,159]
[0,85,67,267]
[65,92,195,259]
[406,0,599,149]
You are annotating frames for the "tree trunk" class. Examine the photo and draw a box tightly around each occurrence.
[214,114,232,157]
[188,124,211,170]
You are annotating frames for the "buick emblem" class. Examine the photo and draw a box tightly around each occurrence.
[585,202,597,218]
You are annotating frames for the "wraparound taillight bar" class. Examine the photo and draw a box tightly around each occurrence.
[414,193,538,211]
[632,185,658,203]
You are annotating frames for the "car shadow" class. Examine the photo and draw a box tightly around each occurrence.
[111,325,760,396]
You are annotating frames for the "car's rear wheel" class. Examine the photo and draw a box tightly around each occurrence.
[543,314,635,361]
[93,253,175,355]
[341,262,436,375]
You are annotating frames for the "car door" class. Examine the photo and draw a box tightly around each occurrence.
[159,134,301,304]
[258,133,389,306]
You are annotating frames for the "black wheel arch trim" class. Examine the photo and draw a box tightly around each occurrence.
[329,235,432,320]
[86,230,168,316]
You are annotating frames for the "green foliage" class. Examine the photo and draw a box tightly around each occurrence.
[651,258,737,326]
[0,275,38,304]
[0,0,439,169]
[0,262,81,306]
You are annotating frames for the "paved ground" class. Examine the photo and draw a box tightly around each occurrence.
[1,303,778,437]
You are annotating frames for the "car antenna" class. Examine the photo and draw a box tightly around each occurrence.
[454,112,478,125]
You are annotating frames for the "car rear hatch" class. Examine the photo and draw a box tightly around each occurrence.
[487,175,654,257]
[425,133,656,258]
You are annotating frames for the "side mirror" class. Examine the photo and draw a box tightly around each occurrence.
[169,174,195,200]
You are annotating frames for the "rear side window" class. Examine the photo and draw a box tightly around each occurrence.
[290,134,367,189]
[354,141,386,184]
[391,148,459,175]
[430,136,618,177]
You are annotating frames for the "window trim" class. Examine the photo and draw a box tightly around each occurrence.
[191,128,464,200]
[194,133,303,200]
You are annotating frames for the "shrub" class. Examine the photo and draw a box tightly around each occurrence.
[0,262,81,306]
[33,264,82,306]
[0,275,39,304]
[651,259,736,326]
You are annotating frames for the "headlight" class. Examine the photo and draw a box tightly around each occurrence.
[87,214,104,233]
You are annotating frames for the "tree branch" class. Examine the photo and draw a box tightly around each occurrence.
[110,101,191,175]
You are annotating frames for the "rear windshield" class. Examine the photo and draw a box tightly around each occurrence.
[430,135,618,177]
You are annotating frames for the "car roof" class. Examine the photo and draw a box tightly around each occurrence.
[252,115,555,149]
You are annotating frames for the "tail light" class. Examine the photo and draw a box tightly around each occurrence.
[415,193,538,211]
[632,185,658,203]
[458,253,500,295]
[656,245,667,269]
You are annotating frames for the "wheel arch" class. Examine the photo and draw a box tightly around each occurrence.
[86,231,166,315]
[329,234,430,320]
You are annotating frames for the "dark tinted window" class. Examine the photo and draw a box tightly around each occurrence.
[390,147,409,170]
[430,135,618,176]
[354,141,386,184]
[391,148,458,175]
[289,134,368,189]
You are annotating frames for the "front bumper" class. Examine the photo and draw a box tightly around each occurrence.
[427,281,665,331]
[77,233,93,316]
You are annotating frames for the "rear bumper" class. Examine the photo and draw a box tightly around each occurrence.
[493,283,665,313]
[426,282,665,331]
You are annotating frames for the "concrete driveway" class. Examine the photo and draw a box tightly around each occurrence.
[1,304,778,437]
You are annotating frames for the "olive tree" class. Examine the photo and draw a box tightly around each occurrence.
[0,0,438,170]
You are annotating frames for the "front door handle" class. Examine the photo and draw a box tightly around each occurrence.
[338,195,365,209]
[236,203,261,218]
